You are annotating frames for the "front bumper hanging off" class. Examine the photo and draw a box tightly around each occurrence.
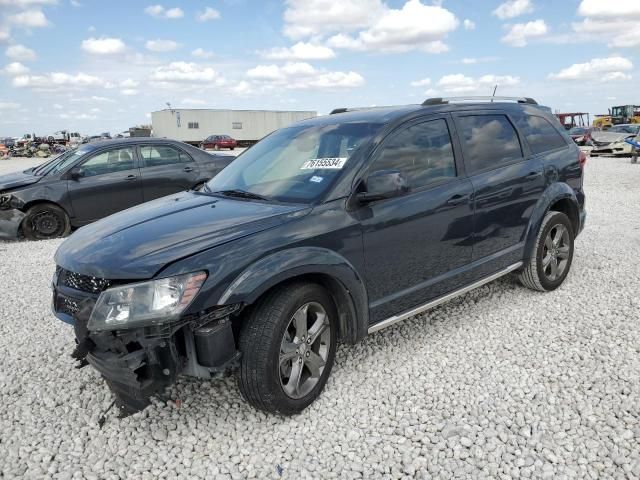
[0,209,25,240]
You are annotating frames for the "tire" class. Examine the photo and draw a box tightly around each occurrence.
[237,282,337,415]
[22,203,71,240]
[519,211,574,292]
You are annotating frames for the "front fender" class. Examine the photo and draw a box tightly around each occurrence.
[523,182,579,261]
[218,247,369,343]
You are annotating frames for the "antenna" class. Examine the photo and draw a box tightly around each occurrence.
[491,85,498,102]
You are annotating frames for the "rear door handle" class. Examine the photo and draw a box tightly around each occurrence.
[125,174,137,181]
[446,194,470,206]
[525,171,542,181]
[183,166,194,172]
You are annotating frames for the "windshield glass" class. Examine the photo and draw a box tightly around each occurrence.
[205,121,382,203]
[33,147,89,176]
[610,125,639,134]
[568,127,587,135]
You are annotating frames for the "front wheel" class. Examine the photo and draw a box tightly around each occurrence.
[519,211,574,291]
[22,203,71,240]
[237,282,337,415]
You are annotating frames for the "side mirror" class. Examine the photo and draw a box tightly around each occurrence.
[357,169,408,204]
[69,166,85,180]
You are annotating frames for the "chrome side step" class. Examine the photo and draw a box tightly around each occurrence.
[367,262,523,334]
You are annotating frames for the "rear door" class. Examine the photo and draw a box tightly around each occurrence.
[453,111,545,272]
[138,143,200,201]
[67,145,143,223]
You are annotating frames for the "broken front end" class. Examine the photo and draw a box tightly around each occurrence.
[0,194,26,240]
[52,268,240,416]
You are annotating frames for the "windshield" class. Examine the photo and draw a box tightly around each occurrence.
[205,121,382,203]
[31,147,89,176]
[568,127,587,135]
[609,125,639,134]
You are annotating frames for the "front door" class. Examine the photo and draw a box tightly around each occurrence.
[67,146,143,223]
[359,116,475,323]
[138,144,200,201]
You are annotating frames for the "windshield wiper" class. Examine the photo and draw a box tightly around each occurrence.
[215,189,269,201]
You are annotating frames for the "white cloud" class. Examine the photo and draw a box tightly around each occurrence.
[149,61,224,88]
[191,48,215,59]
[571,1,640,48]
[502,19,547,47]
[0,101,20,109]
[53,103,63,109]
[81,37,127,55]
[493,0,533,20]
[144,5,183,19]
[2,61,29,75]
[0,0,57,6]
[410,77,431,87]
[13,71,112,89]
[325,0,458,53]
[181,97,207,105]
[120,78,139,88]
[548,56,633,82]
[197,7,220,22]
[71,95,115,103]
[463,19,475,30]
[436,74,520,94]
[231,80,253,95]
[261,42,335,60]
[8,9,50,28]
[5,44,37,61]
[0,29,9,42]
[121,89,138,96]
[458,56,499,64]
[145,39,179,52]
[246,61,364,90]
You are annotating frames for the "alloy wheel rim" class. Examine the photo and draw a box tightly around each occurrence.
[542,224,570,281]
[279,302,331,400]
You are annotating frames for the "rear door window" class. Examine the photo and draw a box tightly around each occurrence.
[457,115,523,174]
[512,113,567,155]
[140,145,190,167]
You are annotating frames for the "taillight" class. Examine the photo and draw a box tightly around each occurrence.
[578,150,587,169]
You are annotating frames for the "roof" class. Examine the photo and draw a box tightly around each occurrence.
[152,108,317,114]
[78,137,185,150]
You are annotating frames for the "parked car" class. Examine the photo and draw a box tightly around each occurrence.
[567,126,595,146]
[51,97,586,416]
[0,138,234,240]
[591,124,640,156]
[201,135,237,151]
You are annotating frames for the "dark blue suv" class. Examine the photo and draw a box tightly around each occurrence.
[52,97,586,416]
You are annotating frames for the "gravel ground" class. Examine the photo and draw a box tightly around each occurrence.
[0,155,639,479]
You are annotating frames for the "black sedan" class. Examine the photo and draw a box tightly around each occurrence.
[0,138,234,240]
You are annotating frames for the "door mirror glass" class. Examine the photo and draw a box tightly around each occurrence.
[69,166,85,179]
[359,169,408,203]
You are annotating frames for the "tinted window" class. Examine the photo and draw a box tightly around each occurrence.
[458,115,522,173]
[513,114,567,154]
[81,147,135,177]
[372,119,456,189]
[140,145,187,167]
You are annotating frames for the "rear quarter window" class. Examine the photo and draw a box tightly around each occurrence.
[457,114,523,174]
[512,113,568,155]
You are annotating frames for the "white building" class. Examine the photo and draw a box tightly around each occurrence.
[151,108,317,146]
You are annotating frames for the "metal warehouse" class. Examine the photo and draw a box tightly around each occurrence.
[151,108,317,146]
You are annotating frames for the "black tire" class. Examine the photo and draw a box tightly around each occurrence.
[519,211,574,292]
[237,282,337,415]
[22,203,71,240]
[230,147,235,151]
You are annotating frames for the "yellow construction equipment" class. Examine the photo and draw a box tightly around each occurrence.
[593,105,640,129]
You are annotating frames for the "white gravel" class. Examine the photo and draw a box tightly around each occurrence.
[1,155,639,479]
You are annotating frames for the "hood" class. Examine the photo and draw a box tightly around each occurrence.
[0,170,41,191]
[55,191,309,279]
[591,131,634,145]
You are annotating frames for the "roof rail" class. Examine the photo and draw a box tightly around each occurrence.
[330,108,349,114]
[422,96,538,106]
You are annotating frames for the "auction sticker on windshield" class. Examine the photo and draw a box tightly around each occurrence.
[301,158,348,170]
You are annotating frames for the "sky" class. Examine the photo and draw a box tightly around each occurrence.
[0,0,639,137]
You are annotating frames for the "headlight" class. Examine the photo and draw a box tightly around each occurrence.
[88,271,207,331]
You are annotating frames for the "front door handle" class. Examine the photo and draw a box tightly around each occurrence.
[124,174,137,181]
[446,194,470,206]
[183,166,194,172]
[525,171,542,181]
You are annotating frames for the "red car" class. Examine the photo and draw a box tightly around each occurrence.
[201,135,237,150]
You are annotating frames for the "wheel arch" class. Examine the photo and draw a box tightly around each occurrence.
[218,247,369,344]
[523,183,580,262]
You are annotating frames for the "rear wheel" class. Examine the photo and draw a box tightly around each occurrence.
[519,211,574,291]
[22,203,71,240]
[237,282,337,415]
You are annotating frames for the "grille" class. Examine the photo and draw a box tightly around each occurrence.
[57,294,81,316]
[57,267,111,294]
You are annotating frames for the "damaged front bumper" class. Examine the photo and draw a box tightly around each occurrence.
[0,208,25,240]
[52,274,241,416]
